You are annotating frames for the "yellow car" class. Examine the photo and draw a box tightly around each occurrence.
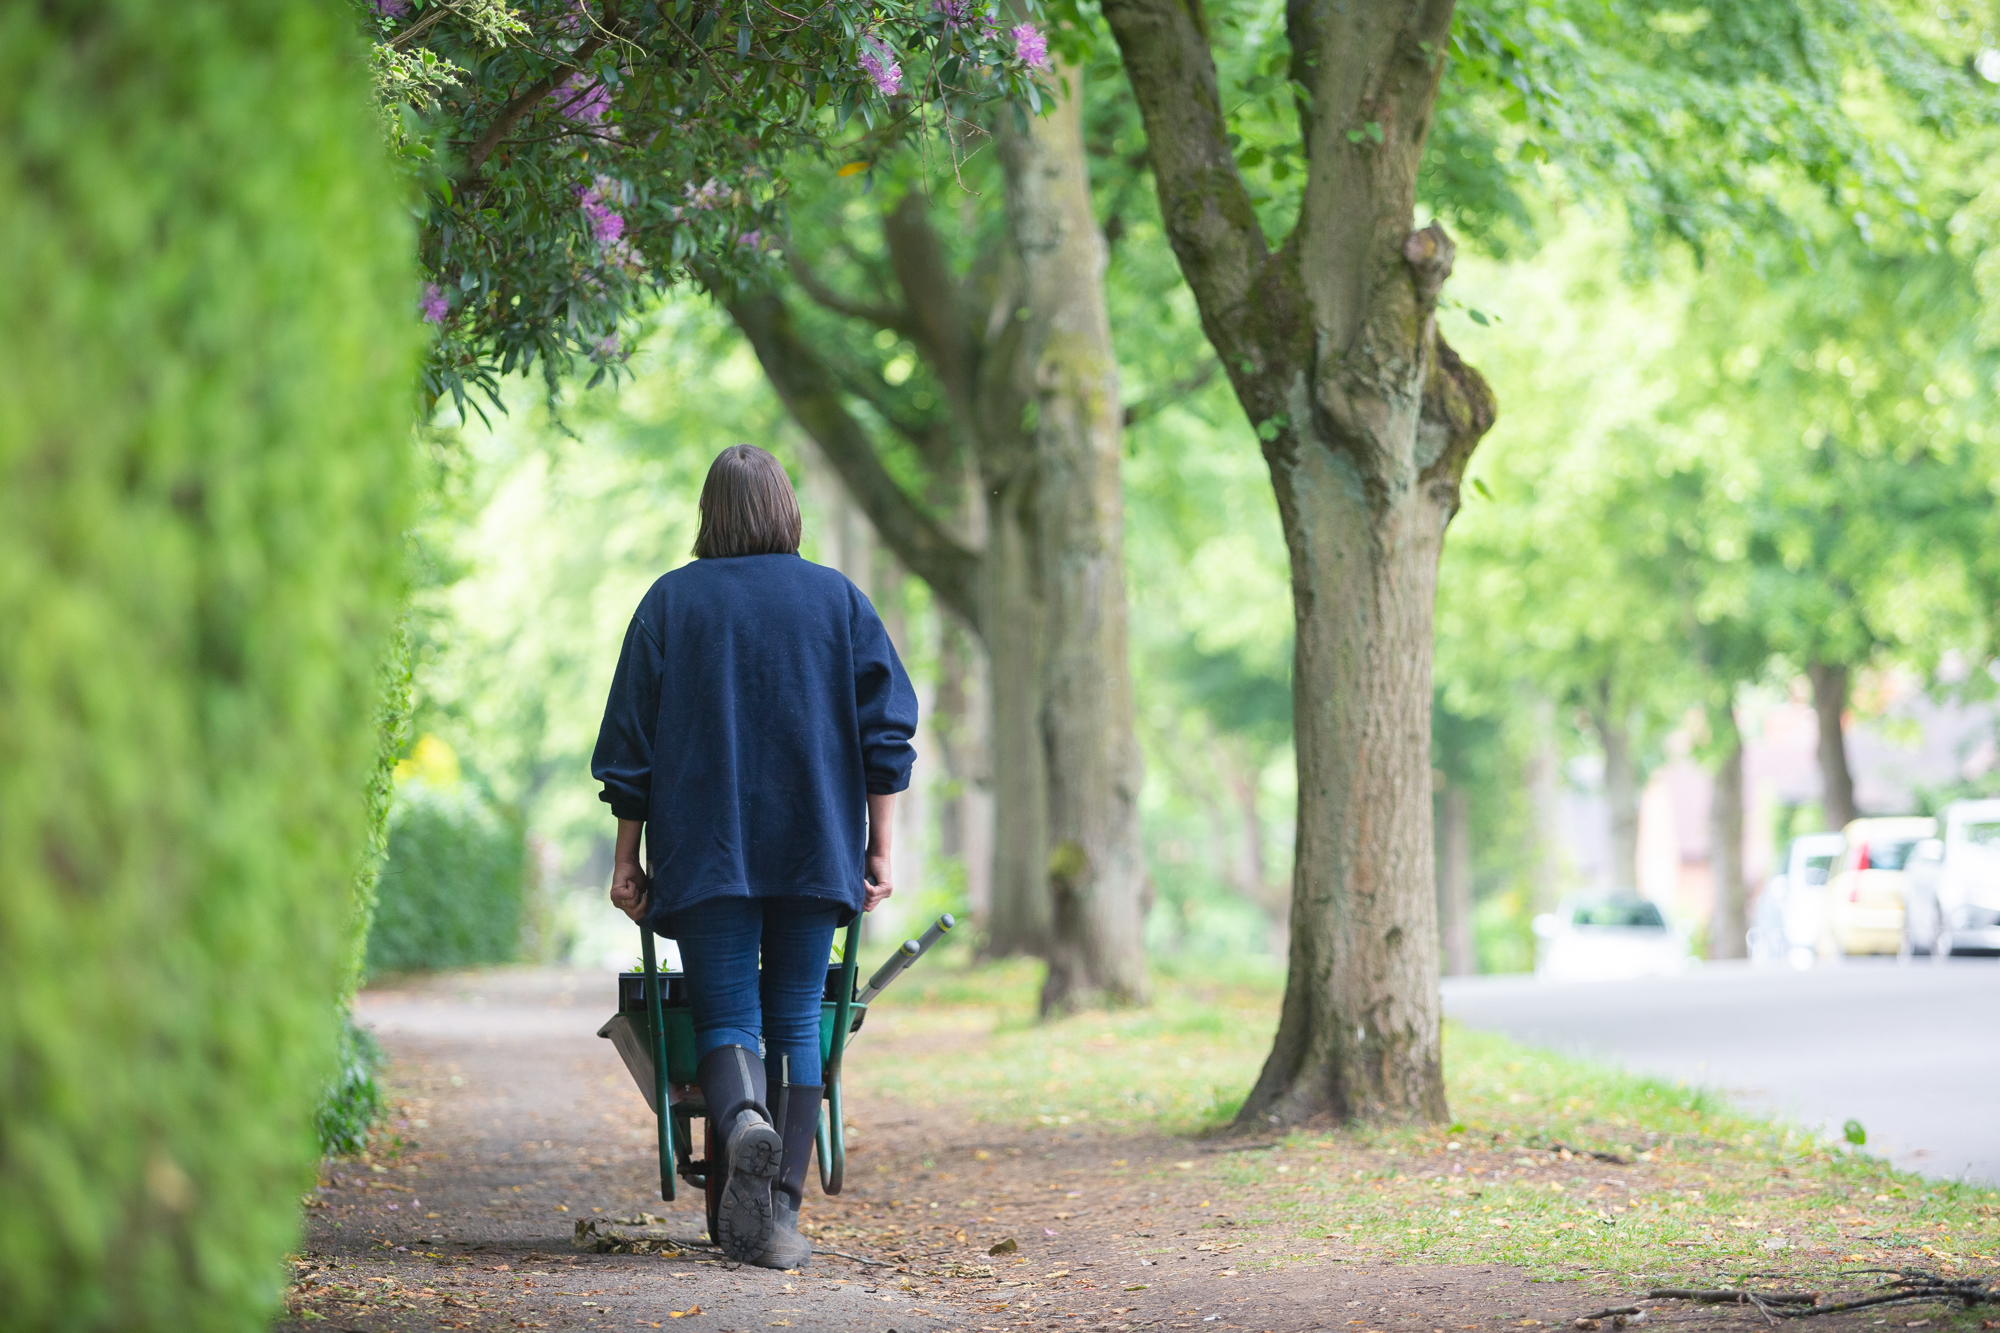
[1823,816,1937,956]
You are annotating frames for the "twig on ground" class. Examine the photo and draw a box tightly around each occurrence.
[814,1247,892,1266]
[1200,1141,1280,1154]
[1542,1140,1633,1165]
[1569,1304,1641,1329]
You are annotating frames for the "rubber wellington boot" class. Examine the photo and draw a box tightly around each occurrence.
[751,1078,822,1271]
[697,1045,782,1262]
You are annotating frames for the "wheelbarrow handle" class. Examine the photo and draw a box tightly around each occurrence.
[855,912,955,1006]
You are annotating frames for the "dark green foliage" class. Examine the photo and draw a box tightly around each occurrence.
[366,782,526,975]
[0,3,419,1329]
[313,1016,387,1159]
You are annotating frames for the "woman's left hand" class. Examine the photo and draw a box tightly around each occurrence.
[862,850,893,913]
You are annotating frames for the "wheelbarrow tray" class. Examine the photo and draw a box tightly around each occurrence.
[598,963,869,1101]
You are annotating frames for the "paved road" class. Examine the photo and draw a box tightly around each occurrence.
[1441,959,2000,1185]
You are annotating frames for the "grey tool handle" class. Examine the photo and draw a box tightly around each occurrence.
[855,912,955,1004]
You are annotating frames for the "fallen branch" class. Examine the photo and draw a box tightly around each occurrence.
[1643,1271,1999,1321]
[1647,1289,1817,1307]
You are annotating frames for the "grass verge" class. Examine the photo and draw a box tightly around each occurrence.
[861,954,2000,1291]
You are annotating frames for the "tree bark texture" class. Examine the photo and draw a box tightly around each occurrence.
[1808,660,1858,829]
[1102,0,1493,1123]
[1591,693,1641,893]
[1436,785,1475,977]
[721,76,1146,1011]
[1002,72,1150,1011]
[1707,715,1747,961]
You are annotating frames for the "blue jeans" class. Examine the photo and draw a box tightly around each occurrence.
[670,895,841,1086]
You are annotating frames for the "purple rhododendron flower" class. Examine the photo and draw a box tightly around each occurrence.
[554,72,612,124]
[1012,22,1049,68]
[420,283,448,324]
[371,0,410,16]
[933,0,973,22]
[579,178,627,245]
[858,39,903,97]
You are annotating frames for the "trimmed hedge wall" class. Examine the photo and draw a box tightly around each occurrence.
[367,780,527,976]
[0,4,417,1329]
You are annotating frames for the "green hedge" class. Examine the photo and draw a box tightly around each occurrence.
[366,779,527,975]
[0,3,418,1329]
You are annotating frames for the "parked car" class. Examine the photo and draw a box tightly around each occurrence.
[1902,798,2000,957]
[1823,816,1937,957]
[1533,894,1692,982]
[1746,832,1846,968]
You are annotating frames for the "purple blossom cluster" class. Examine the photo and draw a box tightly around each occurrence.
[580,179,626,245]
[932,0,974,23]
[370,0,410,16]
[420,282,449,325]
[859,38,903,97]
[554,71,612,125]
[1012,22,1049,69]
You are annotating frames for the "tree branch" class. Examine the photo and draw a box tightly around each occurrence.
[1098,0,1271,363]
[785,250,918,338]
[1122,359,1220,428]
[461,33,608,176]
[725,287,984,630]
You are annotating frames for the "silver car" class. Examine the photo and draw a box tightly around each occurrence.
[1533,894,1692,982]
[1903,798,2000,957]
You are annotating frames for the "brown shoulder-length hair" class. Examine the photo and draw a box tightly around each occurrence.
[692,444,803,558]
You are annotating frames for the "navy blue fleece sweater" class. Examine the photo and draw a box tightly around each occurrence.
[591,554,918,930]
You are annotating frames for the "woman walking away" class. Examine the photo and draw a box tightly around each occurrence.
[592,444,918,1269]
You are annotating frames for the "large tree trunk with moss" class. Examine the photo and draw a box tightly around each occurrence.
[1102,0,1491,1121]
[1708,712,1747,960]
[1808,660,1858,829]
[1002,66,1150,1010]
[723,80,1147,1009]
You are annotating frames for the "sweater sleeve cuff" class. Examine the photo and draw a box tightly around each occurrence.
[600,789,649,822]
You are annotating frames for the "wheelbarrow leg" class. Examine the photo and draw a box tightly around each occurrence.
[640,927,677,1201]
[817,917,862,1195]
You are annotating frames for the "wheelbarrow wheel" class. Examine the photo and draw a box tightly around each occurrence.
[703,1114,722,1247]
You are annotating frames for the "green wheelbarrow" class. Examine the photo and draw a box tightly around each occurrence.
[598,911,954,1245]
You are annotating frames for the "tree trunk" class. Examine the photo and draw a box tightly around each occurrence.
[1591,693,1641,892]
[933,608,994,922]
[1808,660,1857,829]
[1103,0,1493,1123]
[981,478,1053,957]
[1522,698,1566,910]
[1708,713,1747,960]
[1001,65,1150,1010]
[1436,785,1475,977]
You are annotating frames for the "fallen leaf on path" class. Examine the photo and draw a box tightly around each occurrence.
[668,1305,701,1318]
[1125,1284,1148,1291]
[989,1238,1018,1255]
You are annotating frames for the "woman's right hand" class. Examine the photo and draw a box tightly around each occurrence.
[610,860,650,923]
[863,850,893,913]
